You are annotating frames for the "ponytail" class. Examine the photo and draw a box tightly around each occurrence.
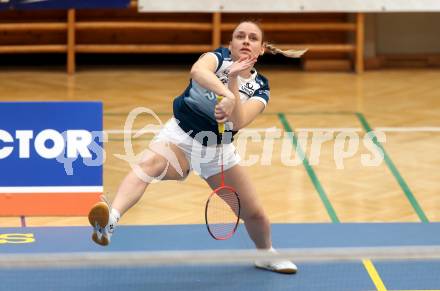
[264,43,308,58]
[232,20,308,58]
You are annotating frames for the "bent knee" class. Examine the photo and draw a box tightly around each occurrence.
[139,154,168,178]
[242,208,268,223]
[139,153,190,180]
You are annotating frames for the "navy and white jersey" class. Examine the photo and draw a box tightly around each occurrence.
[173,47,270,146]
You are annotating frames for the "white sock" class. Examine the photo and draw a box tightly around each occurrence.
[262,247,277,254]
[108,208,121,236]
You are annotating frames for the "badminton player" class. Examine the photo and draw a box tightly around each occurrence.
[89,20,304,274]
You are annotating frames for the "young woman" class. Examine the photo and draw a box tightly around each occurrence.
[89,20,305,274]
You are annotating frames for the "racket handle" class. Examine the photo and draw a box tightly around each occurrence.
[216,95,225,134]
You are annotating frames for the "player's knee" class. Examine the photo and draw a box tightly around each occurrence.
[176,167,190,180]
[139,154,168,178]
[243,208,268,223]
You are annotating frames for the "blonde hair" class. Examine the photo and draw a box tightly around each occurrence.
[233,20,308,59]
[264,43,308,58]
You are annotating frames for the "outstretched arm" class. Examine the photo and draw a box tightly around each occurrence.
[190,53,236,119]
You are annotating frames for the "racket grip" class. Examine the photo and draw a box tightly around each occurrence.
[216,95,225,134]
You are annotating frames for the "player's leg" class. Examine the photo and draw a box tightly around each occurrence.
[89,141,190,246]
[205,164,297,274]
[112,141,190,214]
[205,164,271,249]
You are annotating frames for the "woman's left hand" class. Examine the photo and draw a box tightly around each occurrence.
[227,55,257,77]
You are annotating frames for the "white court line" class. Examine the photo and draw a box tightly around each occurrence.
[106,129,161,134]
[105,128,281,135]
[105,127,440,135]
[375,127,440,132]
[105,128,362,134]
[0,186,103,193]
[295,128,361,132]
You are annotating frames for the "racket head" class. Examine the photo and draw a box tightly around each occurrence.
[205,185,241,240]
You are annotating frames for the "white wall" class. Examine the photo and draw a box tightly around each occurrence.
[138,0,440,12]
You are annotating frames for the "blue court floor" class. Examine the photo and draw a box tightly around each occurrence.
[1,223,440,291]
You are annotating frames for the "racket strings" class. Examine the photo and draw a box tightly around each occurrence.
[207,188,240,239]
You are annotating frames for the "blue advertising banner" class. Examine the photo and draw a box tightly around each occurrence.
[0,102,103,187]
[0,102,103,216]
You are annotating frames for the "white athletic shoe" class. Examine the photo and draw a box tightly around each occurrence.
[88,198,114,246]
[255,248,298,274]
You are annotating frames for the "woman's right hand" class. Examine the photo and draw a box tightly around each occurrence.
[215,91,235,123]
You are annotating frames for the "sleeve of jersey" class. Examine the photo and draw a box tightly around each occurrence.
[206,47,226,72]
[250,80,270,108]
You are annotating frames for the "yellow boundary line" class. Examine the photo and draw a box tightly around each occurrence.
[363,259,388,291]
[362,259,440,291]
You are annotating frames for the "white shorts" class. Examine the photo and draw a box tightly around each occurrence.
[152,118,241,180]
